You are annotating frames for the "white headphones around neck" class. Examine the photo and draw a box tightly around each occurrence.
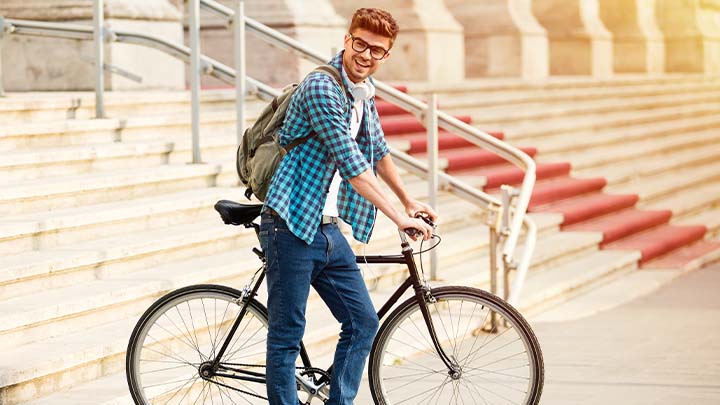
[351,80,375,101]
[341,67,375,101]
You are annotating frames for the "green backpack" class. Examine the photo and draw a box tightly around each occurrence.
[236,65,347,201]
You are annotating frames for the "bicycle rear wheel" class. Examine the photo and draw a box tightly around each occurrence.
[369,286,544,405]
[126,284,269,404]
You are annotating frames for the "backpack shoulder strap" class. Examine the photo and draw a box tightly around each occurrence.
[313,64,347,99]
[284,64,349,152]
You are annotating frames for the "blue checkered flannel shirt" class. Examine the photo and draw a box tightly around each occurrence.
[263,52,390,244]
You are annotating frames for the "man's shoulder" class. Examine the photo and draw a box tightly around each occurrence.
[299,69,345,100]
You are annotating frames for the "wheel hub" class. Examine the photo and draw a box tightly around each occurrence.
[449,367,462,380]
[198,361,215,379]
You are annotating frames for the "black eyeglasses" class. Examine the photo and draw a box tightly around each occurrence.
[349,34,389,60]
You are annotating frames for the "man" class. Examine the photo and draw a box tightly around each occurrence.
[259,8,437,405]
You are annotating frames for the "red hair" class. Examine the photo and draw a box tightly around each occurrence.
[349,8,399,48]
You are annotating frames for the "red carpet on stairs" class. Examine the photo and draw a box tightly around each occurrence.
[377,88,719,269]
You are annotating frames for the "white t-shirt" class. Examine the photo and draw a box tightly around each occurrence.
[323,97,364,217]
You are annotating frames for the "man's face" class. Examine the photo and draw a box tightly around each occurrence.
[342,28,392,83]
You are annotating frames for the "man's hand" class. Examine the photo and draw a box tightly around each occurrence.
[397,216,434,241]
[404,199,438,223]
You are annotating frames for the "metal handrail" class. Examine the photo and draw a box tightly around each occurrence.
[198,0,537,303]
[0,17,278,101]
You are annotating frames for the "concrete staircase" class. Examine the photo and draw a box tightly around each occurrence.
[405,74,720,270]
[2,75,718,403]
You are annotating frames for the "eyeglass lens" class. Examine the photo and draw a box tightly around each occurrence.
[351,37,387,60]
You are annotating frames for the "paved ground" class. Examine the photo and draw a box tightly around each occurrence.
[531,263,720,404]
[352,263,720,404]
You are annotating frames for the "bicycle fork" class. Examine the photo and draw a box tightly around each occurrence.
[400,239,463,379]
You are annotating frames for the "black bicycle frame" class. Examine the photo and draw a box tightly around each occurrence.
[209,230,459,386]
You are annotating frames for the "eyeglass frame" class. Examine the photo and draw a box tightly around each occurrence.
[348,33,390,60]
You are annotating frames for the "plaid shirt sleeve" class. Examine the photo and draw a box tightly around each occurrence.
[301,73,370,180]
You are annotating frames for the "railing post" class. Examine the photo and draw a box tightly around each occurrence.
[0,17,6,97]
[500,185,513,300]
[234,0,246,148]
[93,0,105,118]
[489,226,498,329]
[189,0,202,163]
[426,93,439,280]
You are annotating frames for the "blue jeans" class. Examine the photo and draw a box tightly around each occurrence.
[258,213,379,405]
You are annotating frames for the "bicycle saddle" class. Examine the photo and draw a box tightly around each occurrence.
[214,200,263,225]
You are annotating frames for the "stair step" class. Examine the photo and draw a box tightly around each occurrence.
[455,161,571,189]
[564,208,673,244]
[0,141,174,181]
[530,266,679,323]
[673,207,720,239]
[603,224,708,263]
[443,230,603,287]
[0,90,246,122]
[639,180,720,217]
[531,193,639,225]
[463,89,720,125]
[380,115,472,136]
[527,113,720,156]
[0,187,244,254]
[412,146,537,171]
[0,106,261,152]
[572,139,720,185]
[388,131,505,153]
[0,217,253,300]
[642,240,720,270]
[516,249,641,314]
[410,76,720,104]
[502,102,720,141]
[0,164,223,216]
[548,127,720,171]
[606,160,720,202]
[0,248,261,350]
[375,100,413,116]
[528,177,608,207]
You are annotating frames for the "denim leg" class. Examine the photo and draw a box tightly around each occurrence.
[263,215,327,405]
[311,225,379,405]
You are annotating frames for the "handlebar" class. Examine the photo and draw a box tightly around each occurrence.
[404,213,436,238]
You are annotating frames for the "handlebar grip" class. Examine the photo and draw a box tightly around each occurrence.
[404,228,421,237]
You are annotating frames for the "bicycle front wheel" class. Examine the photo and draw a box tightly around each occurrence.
[369,286,544,405]
[126,284,270,404]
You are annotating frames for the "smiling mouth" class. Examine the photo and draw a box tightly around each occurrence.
[355,59,370,69]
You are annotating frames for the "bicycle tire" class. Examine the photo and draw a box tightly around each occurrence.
[126,284,270,404]
[368,286,544,405]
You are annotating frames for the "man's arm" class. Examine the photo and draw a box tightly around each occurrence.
[376,154,438,222]
[348,169,434,240]
[301,74,432,239]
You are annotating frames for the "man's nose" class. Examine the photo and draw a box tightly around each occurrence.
[357,47,372,59]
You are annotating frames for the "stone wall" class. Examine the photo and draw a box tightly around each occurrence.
[0,0,185,91]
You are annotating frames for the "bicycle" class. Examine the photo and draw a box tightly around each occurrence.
[126,200,544,404]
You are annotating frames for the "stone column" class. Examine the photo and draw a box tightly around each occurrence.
[331,0,465,83]
[533,0,614,76]
[444,0,548,79]
[0,0,185,91]
[656,0,720,74]
[599,0,665,73]
[196,0,347,88]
